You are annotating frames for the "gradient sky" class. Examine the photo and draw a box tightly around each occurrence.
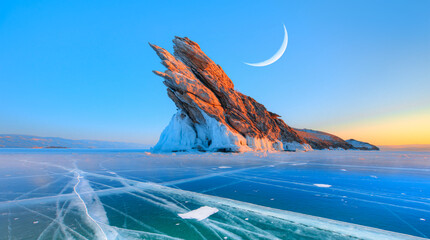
[1,0,429,145]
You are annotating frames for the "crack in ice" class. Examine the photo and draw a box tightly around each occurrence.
[73,171,108,240]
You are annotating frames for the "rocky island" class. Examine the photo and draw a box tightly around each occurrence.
[150,37,378,152]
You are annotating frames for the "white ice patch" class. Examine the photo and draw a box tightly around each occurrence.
[291,163,307,166]
[218,166,232,169]
[313,184,332,188]
[178,206,219,221]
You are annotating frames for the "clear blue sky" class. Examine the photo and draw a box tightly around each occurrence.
[1,0,429,145]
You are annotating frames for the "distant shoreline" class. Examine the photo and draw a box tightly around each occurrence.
[0,134,151,149]
[379,144,430,152]
[0,147,428,153]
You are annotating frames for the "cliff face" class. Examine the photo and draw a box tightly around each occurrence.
[150,37,376,152]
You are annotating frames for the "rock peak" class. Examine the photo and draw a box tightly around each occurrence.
[150,37,378,152]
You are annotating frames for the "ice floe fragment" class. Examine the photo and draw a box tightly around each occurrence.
[291,163,307,166]
[178,206,219,221]
[313,184,332,188]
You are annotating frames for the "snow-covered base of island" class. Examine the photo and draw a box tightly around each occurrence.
[152,110,312,153]
[328,147,347,151]
[283,141,313,152]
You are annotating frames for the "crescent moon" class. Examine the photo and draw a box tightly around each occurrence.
[244,24,288,67]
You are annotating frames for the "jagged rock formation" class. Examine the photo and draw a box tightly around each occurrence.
[150,36,377,152]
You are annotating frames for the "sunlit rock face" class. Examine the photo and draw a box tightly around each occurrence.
[150,36,376,152]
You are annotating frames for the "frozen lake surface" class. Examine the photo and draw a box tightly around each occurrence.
[0,149,429,239]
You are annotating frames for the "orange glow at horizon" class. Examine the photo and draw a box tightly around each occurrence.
[323,108,430,146]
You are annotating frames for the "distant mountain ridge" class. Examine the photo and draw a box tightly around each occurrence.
[0,134,150,149]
